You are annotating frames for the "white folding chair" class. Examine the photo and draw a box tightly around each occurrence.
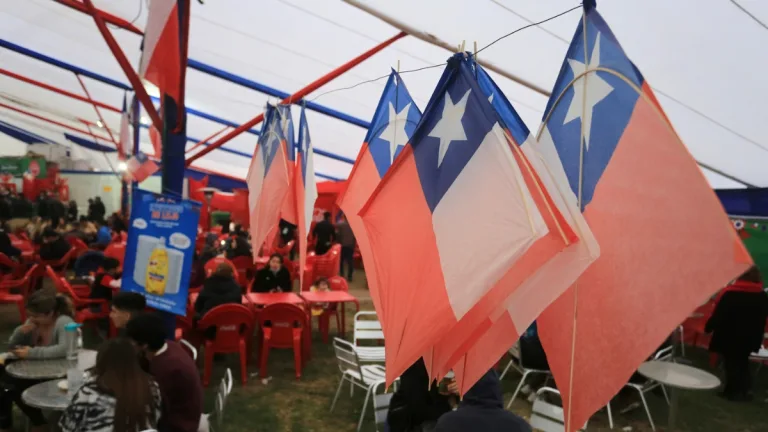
[624,345,673,432]
[353,311,385,363]
[224,368,233,395]
[330,337,390,432]
[180,338,198,361]
[371,381,395,432]
[503,342,552,409]
[530,387,590,432]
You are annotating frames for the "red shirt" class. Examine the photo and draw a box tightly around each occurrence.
[149,341,203,432]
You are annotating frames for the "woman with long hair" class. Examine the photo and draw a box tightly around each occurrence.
[0,290,75,432]
[59,338,161,432]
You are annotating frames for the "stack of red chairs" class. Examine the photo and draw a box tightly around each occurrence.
[316,276,349,343]
[229,256,254,290]
[198,304,255,386]
[40,248,77,278]
[257,303,308,379]
[104,242,127,269]
[44,266,109,326]
[66,237,90,259]
[311,244,341,282]
[0,264,40,322]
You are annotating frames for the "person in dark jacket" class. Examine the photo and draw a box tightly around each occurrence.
[225,235,251,260]
[0,222,21,261]
[48,197,66,229]
[706,266,768,401]
[387,359,452,432]
[335,214,356,281]
[39,228,71,262]
[312,212,335,255]
[90,257,121,302]
[92,197,106,223]
[194,263,242,319]
[435,369,531,432]
[66,201,78,222]
[251,254,292,293]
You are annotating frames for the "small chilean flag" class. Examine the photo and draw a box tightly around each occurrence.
[139,0,182,103]
[536,2,752,430]
[360,56,573,386]
[295,105,317,290]
[124,151,159,183]
[278,104,299,226]
[337,70,421,336]
[247,105,291,261]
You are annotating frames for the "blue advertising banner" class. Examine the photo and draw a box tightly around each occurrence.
[122,189,200,316]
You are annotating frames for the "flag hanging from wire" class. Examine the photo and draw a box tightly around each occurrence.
[139,0,183,103]
[295,105,318,291]
[536,2,752,430]
[278,104,299,226]
[124,151,159,183]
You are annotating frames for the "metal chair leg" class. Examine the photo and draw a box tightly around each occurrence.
[638,390,656,432]
[330,376,345,412]
[506,371,530,409]
[661,384,670,406]
[499,359,515,380]
[357,385,373,432]
[606,401,614,429]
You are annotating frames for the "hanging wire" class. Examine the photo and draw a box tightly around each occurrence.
[107,0,145,30]
[308,4,581,103]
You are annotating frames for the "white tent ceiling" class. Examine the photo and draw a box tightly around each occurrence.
[0,0,765,189]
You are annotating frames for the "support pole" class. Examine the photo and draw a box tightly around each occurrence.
[0,102,111,141]
[75,74,121,157]
[185,31,407,166]
[81,0,163,131]
[341,0,550,96]
[53,0,143,35]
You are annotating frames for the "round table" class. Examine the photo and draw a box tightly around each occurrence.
[637,361,720,428]
[21,380,73,411]
[6,350,97,380]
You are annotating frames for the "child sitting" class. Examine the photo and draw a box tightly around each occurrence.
[309,278,331,317]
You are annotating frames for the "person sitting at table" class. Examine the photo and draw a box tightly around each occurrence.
[90,257,121,303]
[0,222,20,270]
[58,338,162,432]
[126,313,203,432]
[706,266,768,402]
[309,278,331,317]
[251,253,292,293]
[435,369,531,432]
[38,228,71,262]
[109,292,146,333]
[195,262,242,320]
[225,234,251,260]
[0,290,75,432]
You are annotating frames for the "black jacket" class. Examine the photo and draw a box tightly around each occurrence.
[706,284,768,356]
[195,274,242,318]
[251,267,292,293]
[435,370,531,432]
[0,231,21,260]
[387,359,451,432]
[39,237,72,262]
[312,220,335,254]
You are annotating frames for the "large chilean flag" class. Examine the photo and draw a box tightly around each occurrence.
[360,56,572,386]
[247,105,291,259]
[278,105,299,226]
[536,3,752,430]
[295,106,317,290]
[139,0,182,103]
[337,71,421,335]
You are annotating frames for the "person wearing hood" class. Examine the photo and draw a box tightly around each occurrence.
[225,235,251,260]
[194,262,242,319]
[39,228,71,262]
[386,358,453,432]
[435,369,531,432]
[251,254,292,293]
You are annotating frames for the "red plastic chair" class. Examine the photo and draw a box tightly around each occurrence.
[311,244,341,281]
[66,237,90,258]
[204,257,238,278]
[258,303,307,380]
[198,304,255,387]
[274,240,295,258]
[316,276,349,343]
[43,265,90,299]
[300,252,317,292]
[39,248,76,277]
[104,242,126,268]
[0,253,21,280]
[53,275,109,325]
[0,264,40,322]
[229,256,253,289]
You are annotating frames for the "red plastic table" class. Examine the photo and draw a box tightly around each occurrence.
[300,291,360,338]
[245,292,305,307]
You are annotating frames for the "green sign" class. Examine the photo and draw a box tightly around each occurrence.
[0,157,47,178]
[732,218,768,282]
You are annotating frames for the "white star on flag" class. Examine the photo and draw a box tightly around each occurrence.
[563,33,614,150]
[301,124,310,155]
[264,118,279,157]
[428,89,471,167]
[488,93,494,104]
[378,102,412,163]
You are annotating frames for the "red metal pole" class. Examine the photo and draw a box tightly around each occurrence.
[53,0,144,35]
[75,74,122,157]
[185,31,407,166]
[185,126,229,154]
[0,68,121,113]
[0,102,112,142]
[81,0,163,132]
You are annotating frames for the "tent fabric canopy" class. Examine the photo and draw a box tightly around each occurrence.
[0,0,765,189]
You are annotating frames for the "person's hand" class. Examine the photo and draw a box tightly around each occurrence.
[18,322,36,334]
[446,379,459,395]
[12,346,30,359]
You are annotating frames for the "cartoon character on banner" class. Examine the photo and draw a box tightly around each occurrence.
[732,219,750,240]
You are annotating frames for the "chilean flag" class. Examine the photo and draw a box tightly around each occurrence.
[295,106,317,290]
[278,104,299,226]
[117,94,129,160]
[247,105,291,261]
[360,56,573,386]
[139,0,182,103]
[124,151,159,183]
[439,64,600,392]
[338,70,421,335]
[536,3,752,430]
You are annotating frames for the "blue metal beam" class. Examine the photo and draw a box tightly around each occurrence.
[187,60,371,129]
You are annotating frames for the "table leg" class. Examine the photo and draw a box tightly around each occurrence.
[668,387,679,429]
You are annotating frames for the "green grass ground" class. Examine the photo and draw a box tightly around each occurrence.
[3,274,767,432]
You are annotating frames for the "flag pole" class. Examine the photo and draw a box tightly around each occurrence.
[185,31,407,167]
[341,0,551,97]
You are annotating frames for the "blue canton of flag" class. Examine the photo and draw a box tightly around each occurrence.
[257,105,286,178]
[475,66,531,147]
[541,8,645,209]
[297,107,311,182]
[277,105,295,162]
[365,70,422,178]
[409,55,503,212]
